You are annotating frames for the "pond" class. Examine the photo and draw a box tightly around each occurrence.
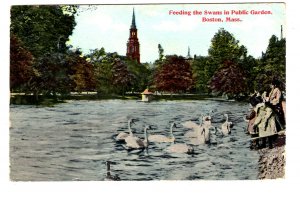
[10,99,259,181]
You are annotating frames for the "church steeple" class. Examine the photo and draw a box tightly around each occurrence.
[126,8,140,63]
[131,8,136,29]
[187,46,191,58]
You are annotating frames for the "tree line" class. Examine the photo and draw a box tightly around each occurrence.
[10,5,286,102]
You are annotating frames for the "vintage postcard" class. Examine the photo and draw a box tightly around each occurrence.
[7,0,289,187]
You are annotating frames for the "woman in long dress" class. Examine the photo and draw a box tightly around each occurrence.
[253,96,277,148]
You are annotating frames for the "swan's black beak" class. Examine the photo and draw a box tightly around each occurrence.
[174,123,180,128]
[205,116,211,121]
[105,161,117,165]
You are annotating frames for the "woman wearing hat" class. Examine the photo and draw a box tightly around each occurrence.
[267,79,285,128]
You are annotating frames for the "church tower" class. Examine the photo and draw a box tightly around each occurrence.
[126,8,140,63]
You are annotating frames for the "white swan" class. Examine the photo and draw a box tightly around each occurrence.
[115,118,136,142]
[166,143,194,154]
[189,124,214,145]
[183,116,213,144]
[148,123,176,143]
[202,115,212,127]
[216,114,233,136]
[104,161,121,181]
[202,109,216,126]
[183,116,203,138]
[123,125,151,150]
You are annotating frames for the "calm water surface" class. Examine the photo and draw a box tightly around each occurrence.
[10,99,259,181]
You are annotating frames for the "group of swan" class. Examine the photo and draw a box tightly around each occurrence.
[115,114,233,154]
[183,114,233,144]
[123,125,151,150]
[115,118,136,142]
[148,122,194,154]
[183,114,215,144]
[116,121,193,154]
[148,122,176,143]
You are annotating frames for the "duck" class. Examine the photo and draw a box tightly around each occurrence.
[104,161,121,181]
[216,114,233,136]
[148,122,177,143]
[115,118,136,142]
[166,143,194,154]
[123,125,152,150]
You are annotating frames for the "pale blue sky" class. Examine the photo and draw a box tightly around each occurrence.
[69,3,285,63]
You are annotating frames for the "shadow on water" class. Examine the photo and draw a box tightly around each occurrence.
[10,100,259,181]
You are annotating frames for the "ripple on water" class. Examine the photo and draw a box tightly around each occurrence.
[10,100,259,181]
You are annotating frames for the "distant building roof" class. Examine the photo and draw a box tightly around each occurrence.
[141,89,153,95]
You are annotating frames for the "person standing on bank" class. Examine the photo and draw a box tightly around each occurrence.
[245,94,259,135]
[266,79,285,128]
[252,96,277,148]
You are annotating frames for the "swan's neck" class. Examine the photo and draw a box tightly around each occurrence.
[170,124,174,134]
[106,162,111,172]
[144,128,149,145]
[128,120,133,136]
[225,115,228,122]
[200,116,203,126]
[170,124,175,139]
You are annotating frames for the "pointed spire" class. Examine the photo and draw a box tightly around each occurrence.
[131,8,136,29]
[187,46,191,58]
[280,25,283,39]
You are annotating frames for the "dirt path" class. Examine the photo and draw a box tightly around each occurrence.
[258,135,286,179]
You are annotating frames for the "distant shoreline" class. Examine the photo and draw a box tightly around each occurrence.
[10,92,246,106]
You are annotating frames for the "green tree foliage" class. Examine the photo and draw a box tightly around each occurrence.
[155,55,194,93]
[28,50,95,99]
[10,5,79,100]
[10,34,34,91]
[67,51,96,93]
[209,61,247,99]
[126,60,152,93]
[158,44,165,62]
[207,28,247,79]
[10,5,77,58]
[239,54,258,93]
[112,58,134,96]
[255,35,286,92]
[29,52,72,98]
[153,44,165,68]
[88,48,152,95]
[191,56,211,93]
[87,48,116,94]
[205,28,252,96]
